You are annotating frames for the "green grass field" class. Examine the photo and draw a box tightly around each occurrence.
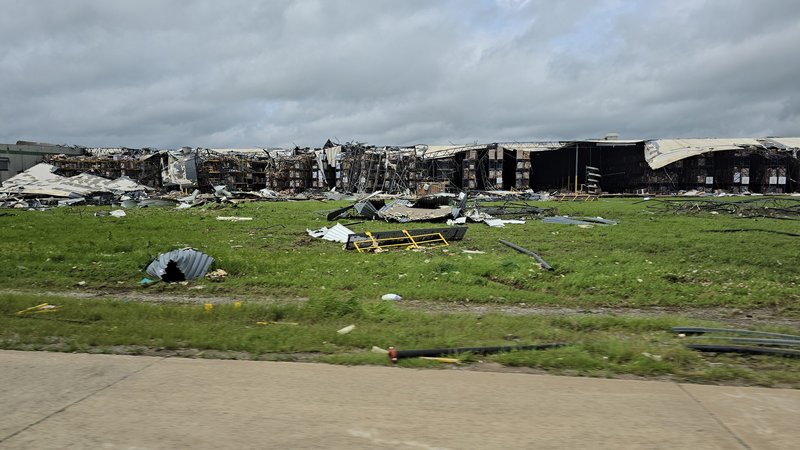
[1,198,798,308]
[1,198,799,386]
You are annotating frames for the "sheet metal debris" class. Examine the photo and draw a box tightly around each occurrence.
[146,248,215,282]
[643,197,800,220]
[306,223,355,243]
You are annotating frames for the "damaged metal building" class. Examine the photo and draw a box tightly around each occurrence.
[3,136,799,196]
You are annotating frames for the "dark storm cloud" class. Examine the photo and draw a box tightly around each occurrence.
[0,0,798,148]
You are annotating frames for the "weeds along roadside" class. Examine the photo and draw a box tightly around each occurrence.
[1,293,799,388]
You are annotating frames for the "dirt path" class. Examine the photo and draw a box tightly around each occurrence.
[4,288,799,327]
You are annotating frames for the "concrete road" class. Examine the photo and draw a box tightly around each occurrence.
[1,350,798,449]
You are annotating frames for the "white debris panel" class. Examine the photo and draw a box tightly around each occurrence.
[0,163,150,197]
[644,139,765,170]
[306,223,355,243]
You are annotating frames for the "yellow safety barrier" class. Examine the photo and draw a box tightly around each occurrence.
[354,230,449,253]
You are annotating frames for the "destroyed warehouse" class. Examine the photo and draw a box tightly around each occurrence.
[1,136,798,199]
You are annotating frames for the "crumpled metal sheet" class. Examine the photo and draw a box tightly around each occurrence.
[378,200,456,223]
[306,223,355,243]
[354,200,381,219]
[146,248,214,281]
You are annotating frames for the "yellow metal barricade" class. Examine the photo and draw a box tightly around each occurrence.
[354,230,449,253]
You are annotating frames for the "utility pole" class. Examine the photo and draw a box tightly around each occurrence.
[574,143,579,193]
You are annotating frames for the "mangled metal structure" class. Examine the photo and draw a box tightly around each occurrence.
[3,136,799,201]
[0,163,150,207]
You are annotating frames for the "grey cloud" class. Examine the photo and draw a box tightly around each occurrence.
[0,0,798,148]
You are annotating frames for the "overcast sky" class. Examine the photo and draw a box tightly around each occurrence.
[1,0,799,149]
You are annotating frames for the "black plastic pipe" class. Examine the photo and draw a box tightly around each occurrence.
[693,337,800,347]
[686,344,800,358]
[388,343,565,362]
[499,239,553,271]
[672,327,800,341]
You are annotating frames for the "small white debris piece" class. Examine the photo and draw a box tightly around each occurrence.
[306,223,355,243]
[109,209,126,217]
[216,216,253,222]
[337,324,355,335]
[641,352,663,361]
[205,269,228,282]
[381,294,402,301]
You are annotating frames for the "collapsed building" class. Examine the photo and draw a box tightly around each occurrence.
[1,136,798,198]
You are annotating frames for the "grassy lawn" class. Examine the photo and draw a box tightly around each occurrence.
[1,198,799,385]
[1,198,798,308]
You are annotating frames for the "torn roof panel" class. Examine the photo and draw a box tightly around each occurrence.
[644,138,765,170]
[761,137,800,149]
[0,163,149,197]
[421,142,568,159]
[0,163,96,197]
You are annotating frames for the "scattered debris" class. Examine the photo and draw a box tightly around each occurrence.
[256,321,299,326]
[701,228,800,237]
[109,209,126,217]
[484,218,526,228]
[16,303,62,315]
[644,197,800,220]
[381,294,402,301]
[205,269,228,282]
[446,217,467,225]
[419,357,461,364]
[543,216,617,226]
[146,248,215,282]
[498,239,554,271]
[335,192,468,223]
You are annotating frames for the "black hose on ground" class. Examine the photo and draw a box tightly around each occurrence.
[498,239,554,271]
[672,327,800,341]
[692,337,800,347]
[388,343,565,362]
[686,344,800,358]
